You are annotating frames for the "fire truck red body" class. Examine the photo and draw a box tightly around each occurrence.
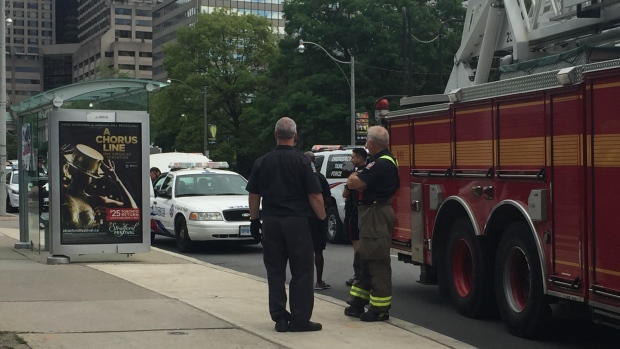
[385,0,620,338]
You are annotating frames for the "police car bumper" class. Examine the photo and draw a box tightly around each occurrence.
[186,220,255,241]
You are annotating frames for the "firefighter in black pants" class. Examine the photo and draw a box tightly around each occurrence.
[246,117,327,333]
[344,126,400,322]
[343,147,367,287]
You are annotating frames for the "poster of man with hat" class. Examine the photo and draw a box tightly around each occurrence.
[58,121,143,245]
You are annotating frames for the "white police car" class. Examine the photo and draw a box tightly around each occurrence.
[311,145,366,244]
[5,166,19,213]
[150,162,257,252]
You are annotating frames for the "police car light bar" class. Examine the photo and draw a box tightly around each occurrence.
[168,161,229,170]
[311,145,345,152]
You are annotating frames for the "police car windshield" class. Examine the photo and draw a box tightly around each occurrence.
[175,173,248,197]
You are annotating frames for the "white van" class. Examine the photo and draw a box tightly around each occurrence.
[149,152,211,174]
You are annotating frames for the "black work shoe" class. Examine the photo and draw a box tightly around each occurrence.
[359,311,389,322]
[288,321,322,332]
[344,305,365,318]
[275,318,289,332]
[345,278,355,286]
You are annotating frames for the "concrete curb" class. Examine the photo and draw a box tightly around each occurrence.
[150,246,477,349]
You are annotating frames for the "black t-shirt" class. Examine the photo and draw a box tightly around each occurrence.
[344,165,364,216]
[246,145,322,217]
[318,172,330,200]
[357,149,400,203]
[311,172,330,219]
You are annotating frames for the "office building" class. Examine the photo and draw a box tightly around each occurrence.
[73,0,154,81]
[152,0,285,82]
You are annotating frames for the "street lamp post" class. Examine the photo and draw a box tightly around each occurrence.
[0,5,12,215]
[297,39,356,146]
[166,79,209,158]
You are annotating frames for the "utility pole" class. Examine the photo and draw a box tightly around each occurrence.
[0,2,8,215]
[203,86,208,158]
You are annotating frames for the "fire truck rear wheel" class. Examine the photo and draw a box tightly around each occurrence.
[446,218,494,318]
[495,222,549,338]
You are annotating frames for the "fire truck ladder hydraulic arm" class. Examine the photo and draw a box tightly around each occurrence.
[446,0,620,93]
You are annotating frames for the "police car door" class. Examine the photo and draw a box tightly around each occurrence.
[152,174,175,236]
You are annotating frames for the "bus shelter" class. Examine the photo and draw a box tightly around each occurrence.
[10,79,168,260]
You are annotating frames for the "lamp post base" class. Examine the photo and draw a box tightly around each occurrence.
[47,255,70,265]
[14,242,30,250]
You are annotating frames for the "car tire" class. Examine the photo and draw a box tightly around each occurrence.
[326,205,344,244]
[175,217,194,253]
[6,197,17,213]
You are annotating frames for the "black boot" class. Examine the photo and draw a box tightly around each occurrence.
[288,321,322,332]
[359,311,389,322]
[344,305,365,318]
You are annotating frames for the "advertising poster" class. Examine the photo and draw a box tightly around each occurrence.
[208,123,217,144]
[22,123,36,171]
[355,112,369,145]
[58,121,143,245]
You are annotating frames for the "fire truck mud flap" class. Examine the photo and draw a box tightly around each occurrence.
[494,221,551,338]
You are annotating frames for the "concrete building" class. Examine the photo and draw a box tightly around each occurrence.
[152,0,285,82]
[73,0,154,81]
[4,0,154,132]
[5,0,54,105]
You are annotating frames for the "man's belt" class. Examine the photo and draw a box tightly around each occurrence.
[359,198,392,206]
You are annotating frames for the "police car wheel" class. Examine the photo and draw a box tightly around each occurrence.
[6,197,17,213]
[175,217,194,253]
[326,206,344,244]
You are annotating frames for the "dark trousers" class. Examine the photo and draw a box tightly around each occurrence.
[262,216,315,325]
[346,213,361,279]
[348,258,392,313]
[347,204,394,313]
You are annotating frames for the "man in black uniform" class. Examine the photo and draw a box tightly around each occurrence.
[344,126,400,322]
[247,117,327,333]
[343,147,367,287]
[303,151,331,291]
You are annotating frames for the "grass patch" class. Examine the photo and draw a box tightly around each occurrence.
[12,334,26,345]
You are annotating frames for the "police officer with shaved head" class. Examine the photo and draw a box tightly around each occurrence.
[246,117,326,333]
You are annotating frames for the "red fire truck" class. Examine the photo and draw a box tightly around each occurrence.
[386,0,620,339]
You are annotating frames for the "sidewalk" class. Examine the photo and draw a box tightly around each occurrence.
[0,215,475,349]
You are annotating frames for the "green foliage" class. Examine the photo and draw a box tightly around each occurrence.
[150,10,278,172]
[97,62,131,79]
[6,130,17,159]
[150,1,465,176]
[259,0,465,148]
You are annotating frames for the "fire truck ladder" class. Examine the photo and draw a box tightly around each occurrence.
[445,0,620,93]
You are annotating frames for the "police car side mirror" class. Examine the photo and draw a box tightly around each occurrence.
[157,189,170,198]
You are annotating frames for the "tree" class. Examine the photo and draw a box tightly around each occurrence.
[251,0,465,148]
[150,10,278,175]
[96,62,131,79]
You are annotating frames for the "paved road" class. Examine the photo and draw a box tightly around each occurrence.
[3,212,618,349]
[152,236,620,349]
